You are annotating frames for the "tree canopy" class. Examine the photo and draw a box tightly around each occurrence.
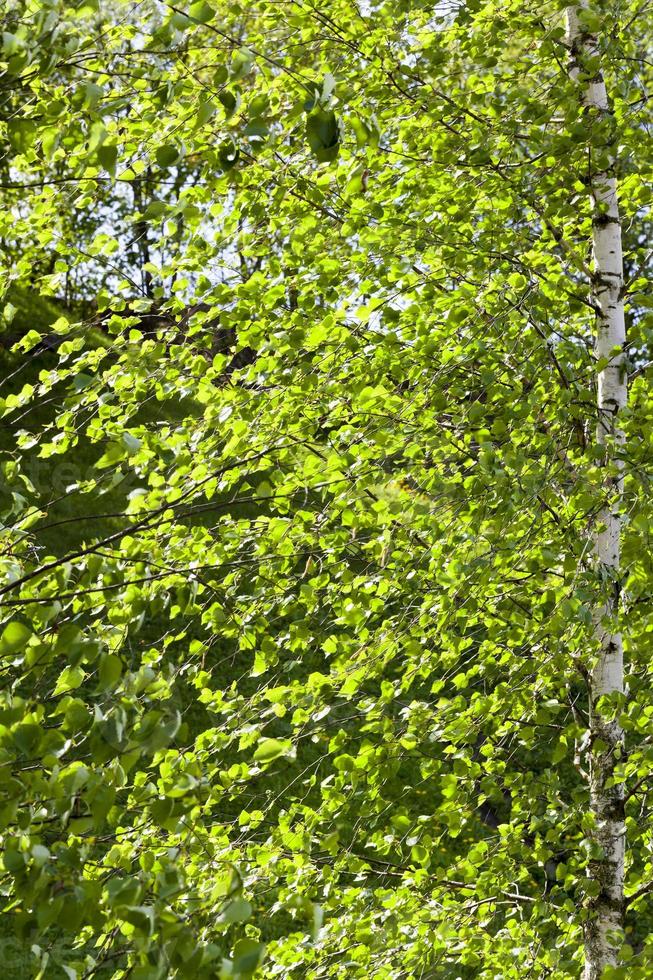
[1,0,652,977]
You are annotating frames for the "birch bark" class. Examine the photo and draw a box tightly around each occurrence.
[566,5,627,977]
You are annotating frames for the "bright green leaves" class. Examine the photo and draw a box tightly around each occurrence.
[0,620,32,655]
[351,113,381,149]
[306,109,342,162]
[53,665,85,695]
[253,738,294,764]
[2,0,653,977]
[189,0,216,22]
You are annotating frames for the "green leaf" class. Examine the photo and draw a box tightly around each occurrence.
[350,113,381,148]
[306,109,341,162]
[106,876,141,908]
[2,32,22,57]
[155,144,182,168]
[71,372,95,392]
[219,90,238,118]
[0,621,32,655]
[98,654,122,690]
[170,12,191,31]
[253,738,293,763]
[97,143,118,175]
[249,94,269,117]
[122,431,142,454]
[53,665,85,696]
[230,47,253,80]
[123,905,155,937]
[218,139,240,171]
[244,120,269,143]
[83,82,103,109]
[3,845,26,872]
[143,200,167,221]
[233,938,264,976]
[189,1,215,22]
[7,120,37,153]
[195,98,217,128]
[222,897,252,924]
[13,723,41,755]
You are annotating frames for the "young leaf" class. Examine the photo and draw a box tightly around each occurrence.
[306,109,341,162]
[253,738,293,763]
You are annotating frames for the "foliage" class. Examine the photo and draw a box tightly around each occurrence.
[1,0,652,977]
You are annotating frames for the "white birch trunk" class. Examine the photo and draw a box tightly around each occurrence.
[566,5,627,977]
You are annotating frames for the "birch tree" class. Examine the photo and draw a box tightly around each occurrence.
[566,3,628,975]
